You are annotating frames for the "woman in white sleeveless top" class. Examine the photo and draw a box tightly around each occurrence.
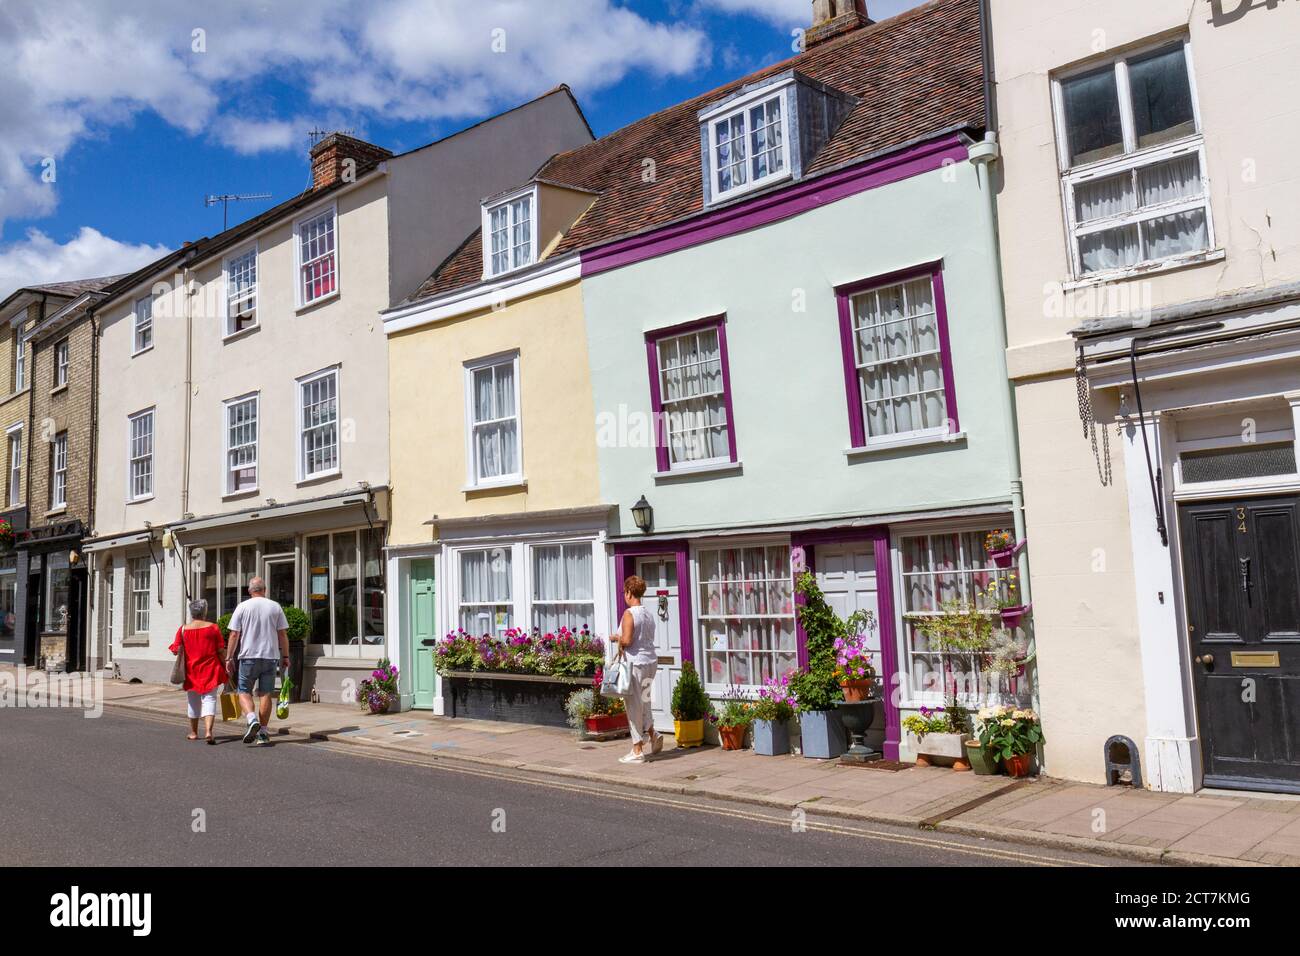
[615,575,661,764]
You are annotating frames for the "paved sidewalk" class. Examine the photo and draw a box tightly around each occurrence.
[9,667,1300,866]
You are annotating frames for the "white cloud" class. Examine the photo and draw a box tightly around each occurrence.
[0,227,171,303]
[0,0,711,230]
[697,0,927,29]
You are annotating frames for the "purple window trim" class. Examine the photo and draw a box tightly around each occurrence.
[644,314,738,474]
[790,526,901,761]
[612,541,694,667]
[580,134,969,278]
[835,260,960,448]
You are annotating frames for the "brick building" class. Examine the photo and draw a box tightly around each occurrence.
[0,275,121,670]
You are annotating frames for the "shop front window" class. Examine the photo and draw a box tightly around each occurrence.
[305,529,385,649]
[696,544,796,688]
[0,556,16,639]
[195,544,257,621]
[530,543,594,633]
[45,554,70,634]
[459,547,512,636]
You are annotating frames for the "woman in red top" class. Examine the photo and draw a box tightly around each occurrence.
[168,599,228,745]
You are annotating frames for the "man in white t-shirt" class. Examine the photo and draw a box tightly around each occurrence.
[223,576,289,746]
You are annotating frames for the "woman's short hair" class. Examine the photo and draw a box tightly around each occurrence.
[189,599,209,620]
[623,575,647,599]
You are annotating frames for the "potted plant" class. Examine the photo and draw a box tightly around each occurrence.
[565,674,629,736]
[751,674,796,756]
[0,518,14,551]
[902,705,971,768]
[670,660,709,748]
[963,735,1000,775]
[283,605,311,702]
[356,659,400,714]
[982,570,1030,629]
[984,529,1019,569]
[977,705,1044,777]
[789,573,870,759]
[832,629,876,702]
[710,685,753,751]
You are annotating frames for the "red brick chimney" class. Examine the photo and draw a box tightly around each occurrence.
[806,0,870,49]
[309,133,393,190]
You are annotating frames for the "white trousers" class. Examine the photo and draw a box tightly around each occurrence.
[186,689,219,719]
[624,662,657,746]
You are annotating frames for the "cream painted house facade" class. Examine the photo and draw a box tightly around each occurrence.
[84,91,593,697]
[382,218,610,713]
[992,0,1300,792]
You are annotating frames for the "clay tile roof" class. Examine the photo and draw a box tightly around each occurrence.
[409,0,984,304]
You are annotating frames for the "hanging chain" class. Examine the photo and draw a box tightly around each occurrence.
[1076,346,1112,486]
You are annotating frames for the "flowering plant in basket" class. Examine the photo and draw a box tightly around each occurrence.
[356,659,399,713]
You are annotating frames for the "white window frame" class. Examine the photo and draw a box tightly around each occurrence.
[104,560,115,649]
[700,80,795,205]
[223,392,259,496]
[223,243,259,338]
[294,204,339,309]
[448,537,606,640]
[6,424,21,508]
[130,556,151,636]
[132,295,154,355]
[1052,37,1213,280]
[49,432,67,510]
[296,367,340,482]
[127,408,154,502]
[526,540,597,633]
[691,537,797,694]
[480,185,538,278]
[892,520,1016,709]
[463,351,524,490]
[13,331,26,391]
[653,326,733,470]
[53,339,69,388]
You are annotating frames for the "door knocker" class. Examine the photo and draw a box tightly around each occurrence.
[656,589,670,622]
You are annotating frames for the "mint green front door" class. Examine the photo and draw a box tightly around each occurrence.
[410,560,437,710]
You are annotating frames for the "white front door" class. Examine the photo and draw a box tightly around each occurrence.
[637,556,681,733]
[815,543,883,748]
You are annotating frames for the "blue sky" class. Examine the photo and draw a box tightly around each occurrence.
[0,0,923,298]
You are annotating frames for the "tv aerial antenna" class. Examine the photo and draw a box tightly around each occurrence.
[204,192,273,231]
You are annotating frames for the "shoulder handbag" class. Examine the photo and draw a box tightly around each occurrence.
[168,638,187,685]
[601,647,633,698]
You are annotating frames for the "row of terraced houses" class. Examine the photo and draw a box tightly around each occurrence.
[3,0,1298,796]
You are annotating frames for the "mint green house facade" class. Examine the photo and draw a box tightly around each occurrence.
[556,0,1033,759]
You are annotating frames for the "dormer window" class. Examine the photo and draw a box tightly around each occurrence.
[482,186,537,278]
[698,71,856,208]
[709,93,788,199]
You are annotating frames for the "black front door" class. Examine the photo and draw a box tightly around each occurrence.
[1179,496,1300,792]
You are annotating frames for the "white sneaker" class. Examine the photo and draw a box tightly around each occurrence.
[651,732,664,755]
[619,751,646,764]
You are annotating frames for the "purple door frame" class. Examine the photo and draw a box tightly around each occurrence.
[611,541,694,666]
[790,526,900,760]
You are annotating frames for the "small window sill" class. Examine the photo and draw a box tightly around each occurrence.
[845,431,965,458]
[1063,248,1226,290]
[653,459,742,482]
[50,384,68,397]
[44,506,66,518]
[122,637,150,647]
[462,476,528,494]
[223,324,260,344]
[296,290,339,314]
[126,495,155,505]
[297,469,341,488]
[131,345,154,358]
[223,488,260,501]
[706,168,793,208]
[481,260,539,282]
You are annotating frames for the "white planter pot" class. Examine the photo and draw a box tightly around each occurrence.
[912,731,966,759]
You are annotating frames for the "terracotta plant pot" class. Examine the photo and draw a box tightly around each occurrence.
[674,718,706,748]
[840,679,874,703]
[718,724,747,751]
[584,712,629,734]
[1003,752,1035,777]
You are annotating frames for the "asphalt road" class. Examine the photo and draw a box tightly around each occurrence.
[1,707,1127,867]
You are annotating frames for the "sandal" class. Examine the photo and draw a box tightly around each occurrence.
[205,736,216,746]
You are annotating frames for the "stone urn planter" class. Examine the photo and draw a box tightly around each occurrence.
[836,696,880,763]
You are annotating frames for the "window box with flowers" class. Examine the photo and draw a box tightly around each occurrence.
[0,518,14,552]
[434,626,605,727]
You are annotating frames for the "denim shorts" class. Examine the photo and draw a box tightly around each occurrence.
[237,658,278,695]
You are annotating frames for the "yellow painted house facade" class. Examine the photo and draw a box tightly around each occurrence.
[382,187,611,711]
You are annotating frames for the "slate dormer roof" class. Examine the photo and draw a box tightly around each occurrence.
[408,0,984,304]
